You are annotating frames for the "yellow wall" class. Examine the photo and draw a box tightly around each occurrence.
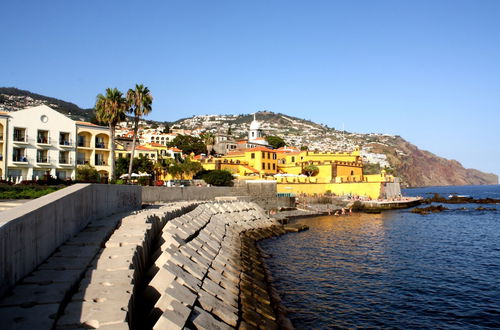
[277,182,383,199]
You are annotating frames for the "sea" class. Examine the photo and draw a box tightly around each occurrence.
[260,185,500,329]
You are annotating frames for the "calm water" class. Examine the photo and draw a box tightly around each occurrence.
[260,185,500,329]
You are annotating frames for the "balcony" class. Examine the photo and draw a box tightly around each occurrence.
[12,155,29,164]
[37,137,52,146]
[59,156,73,165]
[77,141,91,148]
[0,154,3,161]
[36,156,51,164]
[95,160,106,166]
[59,139,73,147]
[77,159,90,165]
[13,134,28,144]
[0,134,3,141]
[95,142,108,149]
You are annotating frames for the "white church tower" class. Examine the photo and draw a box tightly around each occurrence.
[248,113,263,143]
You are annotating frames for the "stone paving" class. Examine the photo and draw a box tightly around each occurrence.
[0,200,297,329]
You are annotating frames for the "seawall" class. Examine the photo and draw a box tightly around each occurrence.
[142,180,279,210]
[0,200,300,329]
[0,183,142,298]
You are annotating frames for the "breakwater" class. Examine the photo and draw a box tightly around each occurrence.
[0,200,302,329]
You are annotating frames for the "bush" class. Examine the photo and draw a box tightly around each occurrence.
[76,165,100,183]
[201,170,234,186]
[0,184,63,199]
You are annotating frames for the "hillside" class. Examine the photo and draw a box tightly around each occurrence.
[1,88,497,187]
[0,87,95,121]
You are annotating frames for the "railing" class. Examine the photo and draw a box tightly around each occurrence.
[95,160,106,166]
[37,136,51,144]
[13,155,28,162]
[0,134,3,141]
[77,141,90,148]
[59,157,72,164]
[36,156,50,164]
[95,142,108,149]
[59,139,73,147]
[77,159,90,165]
[13,134,27,142]
[0,154,3,161]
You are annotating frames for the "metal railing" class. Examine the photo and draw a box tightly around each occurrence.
[13,155,28,162]
[59,139,73,146]
[36,156,50,163]
[77,159,90,165]
[59,156,72,164]
[77,141,90,148]
[95,142,108,149]
[37,136,51,144]
[13,134,28,142]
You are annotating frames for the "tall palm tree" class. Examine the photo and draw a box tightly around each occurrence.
[201,132,216,155]
[95,88,127,181]
[126,84,153,181]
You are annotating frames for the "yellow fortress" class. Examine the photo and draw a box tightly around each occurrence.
[197,116,398,199]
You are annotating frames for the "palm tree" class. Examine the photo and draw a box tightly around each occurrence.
[95,88,127,181]
[201,132,216,155]
[126,84,153,181]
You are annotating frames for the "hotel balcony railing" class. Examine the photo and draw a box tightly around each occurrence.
[59,139,73,147]
[59,157,72,164]
[77,159,90,165]
[36,156,50,164]
[95,142,108,149]
[13,155,28,162]
[0,154,3,161]
[0,134,3,141]
[13,134,28,143]
[95,160,106,166]
[77,141,91,148]
[37,137,51,144]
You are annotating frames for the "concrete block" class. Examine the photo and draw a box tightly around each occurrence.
[152,300,192,330]
[57,300,128,329]
[197,289,238,327]
[0,282,70,307]
[38,257,91,271]
[0,303,59,330]
[190,306,233,330]
[21,269,82,285]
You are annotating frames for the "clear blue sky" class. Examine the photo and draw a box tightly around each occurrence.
[1,1,499,177]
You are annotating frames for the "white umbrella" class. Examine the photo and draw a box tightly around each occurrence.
[138,172,151,177]
[120,173,140,179]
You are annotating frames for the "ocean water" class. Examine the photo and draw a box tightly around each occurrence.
[260,185,500,329]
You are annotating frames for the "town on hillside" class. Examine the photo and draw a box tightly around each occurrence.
[0,105,397,199]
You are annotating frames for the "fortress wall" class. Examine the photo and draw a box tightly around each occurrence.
[0,184,141,297]
[277,182,384,199]
[142,180,278,210]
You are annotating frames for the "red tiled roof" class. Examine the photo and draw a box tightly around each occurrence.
[168,147,182,152]
[136,145,154,151]
[237,140,247,144]
[77,121,104,128]
[246,146,276,152]
[242,165,259,173]
[149,142,165,147]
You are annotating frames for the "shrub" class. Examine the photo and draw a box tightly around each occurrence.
[76,165,100,183]
[201,170,234,186]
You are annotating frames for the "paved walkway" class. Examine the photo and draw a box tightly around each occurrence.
[0,199,30,213]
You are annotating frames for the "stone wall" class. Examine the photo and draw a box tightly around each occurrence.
[381,181,402,199]
[0,183,141,297]
[142,180,278,210]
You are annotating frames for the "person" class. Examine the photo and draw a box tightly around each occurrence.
[341,207,346,215]
[334,210,340,216]
[349,208,352,215]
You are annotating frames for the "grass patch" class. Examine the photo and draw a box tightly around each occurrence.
[0,184,64,199]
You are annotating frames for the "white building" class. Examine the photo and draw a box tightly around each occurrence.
[0,105,111,181]
[6,105,77,180]
[142,132,177,146]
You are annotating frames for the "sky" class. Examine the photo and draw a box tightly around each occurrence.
[1,0,499,177]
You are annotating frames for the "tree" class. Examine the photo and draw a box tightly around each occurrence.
[180,159,203,178]
[168,135,207,155]
[202,170,234,186]
[303,164,319,177]
[126,84,153,181]
[95,88,127,181]
[266,136,286,149]
[163,123,170,133]
[76,165,100,182]
[201,132,216,154]
[300,145,309,151]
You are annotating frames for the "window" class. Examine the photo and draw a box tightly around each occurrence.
[291,156,295,163]
[351,170,354,176]
[267,163,271,170]
[251,153,255,159]
[37,130,49,144]
[13,148,27,162]
[262,162,265,170]
[267,153,270,159]
[13,127,26,142]
[59,132,70,146]
[272,164,276,170]
[37,150,48,163]
[59,151,70,164]
[273,153,277,159]
[262,152,265,158]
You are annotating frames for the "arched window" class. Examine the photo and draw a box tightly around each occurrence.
[350,170,354,175]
